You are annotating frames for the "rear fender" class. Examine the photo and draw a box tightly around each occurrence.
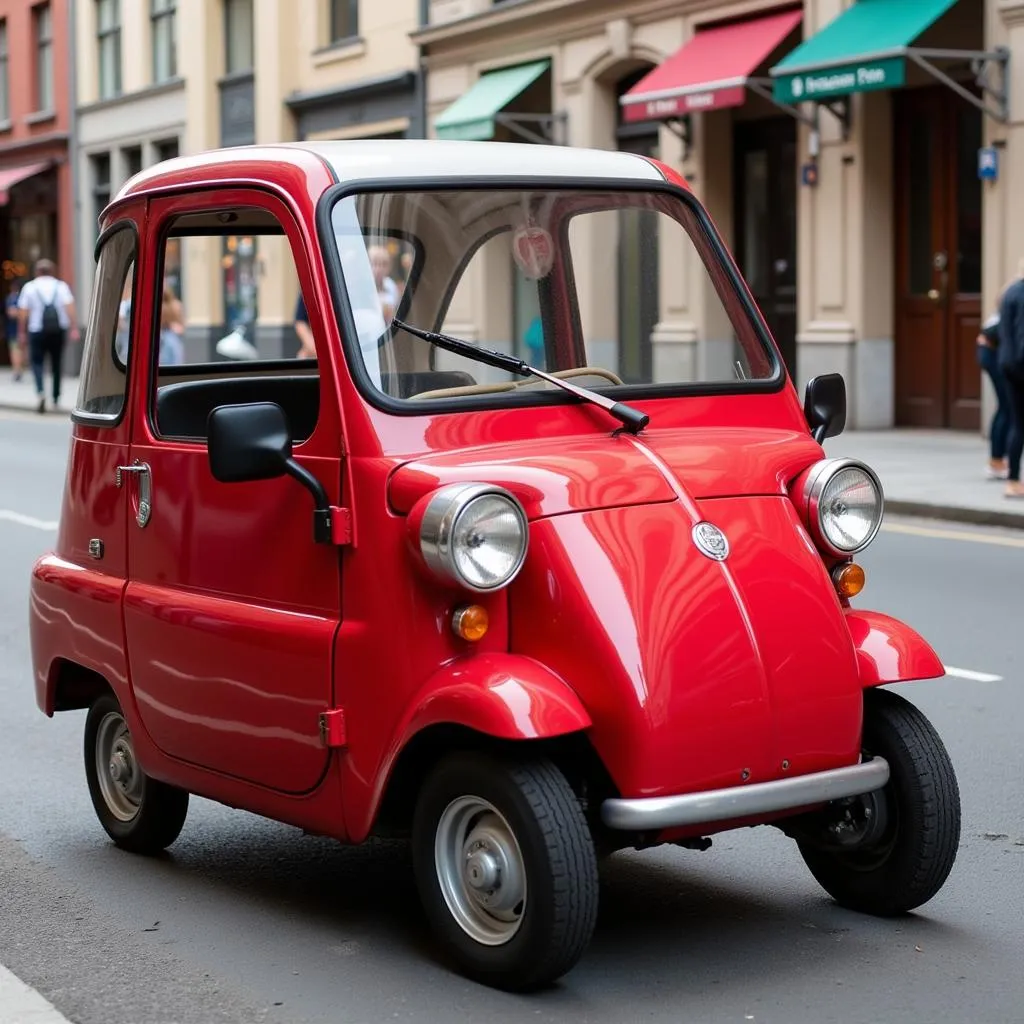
[845,609,944,686]
[352,653,592,841]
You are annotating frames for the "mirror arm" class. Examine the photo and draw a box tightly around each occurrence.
[283,459,333,544]
[811,423,828,444]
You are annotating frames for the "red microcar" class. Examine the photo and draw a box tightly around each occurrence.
[29,140,960,992]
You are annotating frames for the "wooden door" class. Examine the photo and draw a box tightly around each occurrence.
[734,117,798,377]
[894,86,982,429]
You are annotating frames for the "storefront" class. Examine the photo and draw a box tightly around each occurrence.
[417,0,1021,431]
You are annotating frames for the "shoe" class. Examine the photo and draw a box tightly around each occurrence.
[36,395,45,414]
[987,459,1009,480]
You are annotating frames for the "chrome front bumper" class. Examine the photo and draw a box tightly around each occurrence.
[600,756,890,831]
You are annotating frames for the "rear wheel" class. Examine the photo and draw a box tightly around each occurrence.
[798,688,960,915]
[412,752,599,991]
[84,693,189,854]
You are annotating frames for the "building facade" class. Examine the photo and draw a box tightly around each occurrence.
[415,0,1022,432]
[74,0,186,335]
[0,0,74,364]
[168,0,424,361]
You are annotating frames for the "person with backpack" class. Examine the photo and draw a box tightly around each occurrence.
[17,258,79,413]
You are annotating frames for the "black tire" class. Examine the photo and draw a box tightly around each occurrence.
[412,752,599,991]
[799,687,960,916]
[84,693,189,855]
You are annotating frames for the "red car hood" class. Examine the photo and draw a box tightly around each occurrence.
[388,426,824,519]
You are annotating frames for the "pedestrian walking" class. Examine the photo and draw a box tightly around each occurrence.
[977,309,1011,479]
[997,258,1024,499]
[4,280,25,380]
[16,258,79,413]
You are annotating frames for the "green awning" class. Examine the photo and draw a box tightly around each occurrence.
[434,60,550,141]
[771,0,958,104]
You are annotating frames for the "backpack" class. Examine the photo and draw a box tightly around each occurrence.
[39,281,62,336]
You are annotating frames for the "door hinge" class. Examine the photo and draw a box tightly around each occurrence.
[329,506,352,546]
[319,708,347,748]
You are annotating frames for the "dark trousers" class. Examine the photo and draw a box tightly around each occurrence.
[29,330,65,402]
[1005,369,1024,482]
[978,344,1011,461]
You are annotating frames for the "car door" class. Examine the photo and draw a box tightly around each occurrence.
[121,188,343,794]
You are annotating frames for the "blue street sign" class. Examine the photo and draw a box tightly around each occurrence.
[978,147,998,181]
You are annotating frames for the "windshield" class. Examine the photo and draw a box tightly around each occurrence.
[327,186,779,406]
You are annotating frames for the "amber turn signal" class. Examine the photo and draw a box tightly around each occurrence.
[832,562,865,598]
[452,604,489,641]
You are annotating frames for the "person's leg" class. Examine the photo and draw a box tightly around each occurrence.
[979,346,1009,472]
[28,332,46,409]
[1004,373,1024,495]
[48,332,64,404]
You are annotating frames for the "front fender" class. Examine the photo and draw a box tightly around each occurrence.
[845,609,944,686]
[348,653,592,842]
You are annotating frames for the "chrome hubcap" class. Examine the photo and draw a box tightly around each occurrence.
[95,712,143,822]
[435,796,526,946]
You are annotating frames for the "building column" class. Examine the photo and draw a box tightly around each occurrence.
[178,0,225,358]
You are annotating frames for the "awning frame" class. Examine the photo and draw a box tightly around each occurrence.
[493,110,569,146]
[746,77,851,137]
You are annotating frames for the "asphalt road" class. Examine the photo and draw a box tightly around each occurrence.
[1,408,1021,1024]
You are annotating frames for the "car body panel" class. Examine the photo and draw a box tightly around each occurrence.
[844,608,945,685]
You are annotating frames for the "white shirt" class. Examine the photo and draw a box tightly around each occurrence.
[17,275,74,332]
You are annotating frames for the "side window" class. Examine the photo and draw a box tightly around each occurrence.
[75,225,136,422]
[149,207,321,446]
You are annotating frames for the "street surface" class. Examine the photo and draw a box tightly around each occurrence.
[0,408,1021,1024]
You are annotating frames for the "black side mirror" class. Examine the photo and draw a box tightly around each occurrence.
[208,402,292,483]
[803,373,847,443]
[207,402,333,543]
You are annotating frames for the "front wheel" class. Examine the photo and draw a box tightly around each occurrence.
[412,753,599,991]
[84,693,189,854]
[798,687,961,916]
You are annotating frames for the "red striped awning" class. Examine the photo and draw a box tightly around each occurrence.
[620,9,804,122]
[0,161,52,205]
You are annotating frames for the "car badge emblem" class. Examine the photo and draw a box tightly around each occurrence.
[691,521,729,561]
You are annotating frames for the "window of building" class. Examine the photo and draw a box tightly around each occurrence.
[0,20,9,122]
[34,3,53,112]
[122,145,142,180]
[97,0,121,99]
[75,225,136,421]
[154,138,179,162]
[151,0,177,83]
[225,0,253,73]
[91,154,112,242]
[329,0,358,43]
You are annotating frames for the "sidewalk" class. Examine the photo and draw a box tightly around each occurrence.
[0,369,80,417]
[1,369,1021,529]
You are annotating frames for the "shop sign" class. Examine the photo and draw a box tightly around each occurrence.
[773,57,904,104]
[621,85,746,124]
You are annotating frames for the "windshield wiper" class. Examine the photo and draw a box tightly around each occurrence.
[391,318,649,435]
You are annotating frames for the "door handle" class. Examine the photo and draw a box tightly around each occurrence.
[115,461,152,528]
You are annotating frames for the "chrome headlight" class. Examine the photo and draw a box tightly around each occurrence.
[802,458,884,556]
[417,483,529,592]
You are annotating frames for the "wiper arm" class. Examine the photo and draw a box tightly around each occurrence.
[391,318,649,435]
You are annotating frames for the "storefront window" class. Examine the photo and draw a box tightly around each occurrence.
[221,234,258,335]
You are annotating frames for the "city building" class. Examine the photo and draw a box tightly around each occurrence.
[74,0,186,334]
[0,0,74,365]
[170,0,424,361]
[415,0,1022,432]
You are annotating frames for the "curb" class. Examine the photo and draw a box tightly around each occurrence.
[886,499,1024,531]
[0,400,73,417]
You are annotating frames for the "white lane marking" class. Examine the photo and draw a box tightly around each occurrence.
[943,665,1003,683]
[882,521,1024,549]
[0,510,58,531]
[0,962,74,1024]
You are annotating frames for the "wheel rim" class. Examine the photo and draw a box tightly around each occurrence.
[434,796,527,946]
[95,711,143,822]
